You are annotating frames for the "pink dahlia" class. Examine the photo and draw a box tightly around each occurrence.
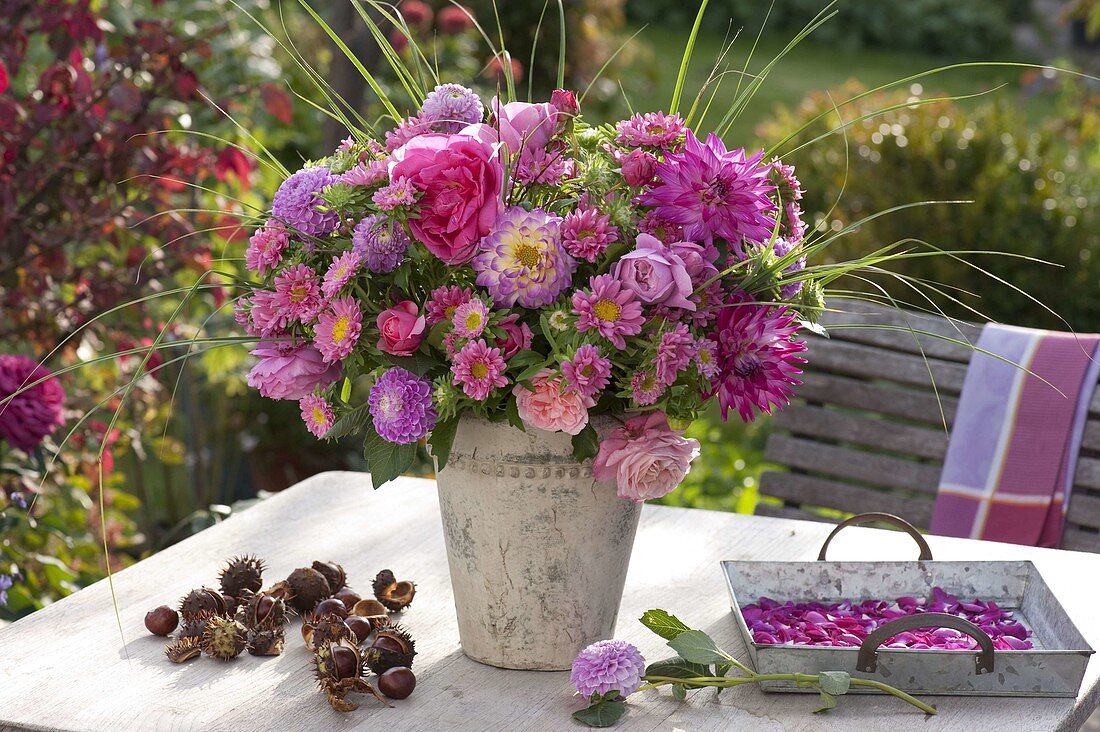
[593,411,700,502]
[472,207,576,309]
[561,344,611,399]
[426,285,474,326]
[271,165,340,237]
[0,354,65,451]
[571,274,645,350]
[560,206,619,263]
[314,296,363,363]
[246,340,341,401]
[451,339,508,400]
[245,225,290,275]
[630,370,664,406]
[615,111,685,149]
[372,177,417,210]
[571,639,647,700]
[655,323,696,385]
[639,131,775,252]
[384,111,434,152]
[451,299,489,339]
[300,394,334,438]
[708,297,807,422]
[512,368,594,435]
[369,367,437,444]
[322,251,360,298]
[273,263,323,324]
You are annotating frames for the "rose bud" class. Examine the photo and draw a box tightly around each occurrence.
[376,301,426,356]
[494,314,533,360]
[621,148,658,187]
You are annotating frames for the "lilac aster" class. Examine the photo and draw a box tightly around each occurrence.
[314,296,363,363]
[372,178,417,210]
[631,370,665,406]
[655,323,696,386]
[322,251,360,298]
[473,207,576,309]
[615,111,686,149]
[570,639,647,699]
[708,295,807,422]
[695,338,720,379]
[514,146,572,187]
[369,367,437,444]
[426,285,474,325]
[0,354,65,451]
[561,206,619,263]
[300,394,334,438]
[339,159,389,187]
[571,274,645,350]
[772,237,807,299]
[421,83,484,133]
[0,574,11,607]
[273,264,323,323]
[245,225,290,275]
[451,339,508,400]
[639,131,776,252]
[561,344,611,399]
[271,165,340,237]
[352,214,410,273]
[452,299,489,339]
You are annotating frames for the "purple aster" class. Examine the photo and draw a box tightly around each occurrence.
[0,354,65,451]
[372,177,417,210]
[421,83,484,133]
[451,339,508,400]
[339,159,389,187]
[561,206,619,263]
[272,263,323,324]
[472,207,576,309]
[300,394,334,438]
[561,344,612,399]
[322,251,361,298]
[570,639,647,699]
[369,367,437,444]
[271,165,340,237]
[0,574,12,607]
[314,297,363,363]
[571,274,645,350]
[639,131,776,253]
[452,299,489,339]
[426,285,474,326]
[772,237,807,299]
[352,214,410,273]
[631,369,664,406]
[615,111,685,149]
[708,294,807,422]
[655,323,696,386]
[245,225,290,275]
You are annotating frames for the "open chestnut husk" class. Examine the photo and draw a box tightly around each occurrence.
[165,636,202,663]
[372,569,416,612]
[365,625,416,674]
[248,628,286,656]
[201,615,249,661]
[302,614,352,652]
[312,640,390,712]
[350,598,390,631]
[238,591,288,632]
[311,561,347,593]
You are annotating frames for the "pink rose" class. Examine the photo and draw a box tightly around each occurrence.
[246,340,341,400]
[495,313,533,359]
[612,233,695,310]
[593,412,700,502]
[550,88,579,132]
[462,97,558,157]
[512,368,594,435]
[668,240,719,285]
[390,133,504,264]
[376,300,426,356]
[621,149,657,187]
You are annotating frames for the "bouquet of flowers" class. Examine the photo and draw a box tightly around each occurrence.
[238,82,819,499]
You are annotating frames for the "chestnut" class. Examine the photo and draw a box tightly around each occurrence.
[378,666,416,699]
[345,615,373,644]
[334,587,362,608]
[312,597,348,621]
[145,605,179,636]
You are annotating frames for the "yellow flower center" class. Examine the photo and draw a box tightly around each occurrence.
[592,299,621,323]
[647,124,665,135]
[331,316,350,344]
[514,242,540,269]
[311,407,327,425]
[444,305,458,320]
[290,285,309,303]
[464,311,483,331]
[471,362,489,379]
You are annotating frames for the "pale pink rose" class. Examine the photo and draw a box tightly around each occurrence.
[462,97,558,157]
[612,233,696,310]
[389,133,504,264]
[246,340,341,401]
[593,411,700,502]
[376,300,426,356]
[512,368,594,435]
[495,313,533,359]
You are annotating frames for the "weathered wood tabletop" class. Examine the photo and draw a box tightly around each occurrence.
[1,471,1098,731]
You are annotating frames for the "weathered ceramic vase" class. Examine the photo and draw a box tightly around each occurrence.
[435,415,642,670]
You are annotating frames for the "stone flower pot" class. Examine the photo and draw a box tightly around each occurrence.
[434,415,642,670]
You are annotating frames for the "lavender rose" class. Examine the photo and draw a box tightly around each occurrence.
[462,97,558,157]
[593,411,700,502]
[246,340,341,400]
[612,233,695,310]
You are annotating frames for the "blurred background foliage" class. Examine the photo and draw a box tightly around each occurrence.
[1,0,1097,619]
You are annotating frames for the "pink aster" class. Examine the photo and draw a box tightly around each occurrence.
[631,370,664,406]
[313,296,363,363]
[452,299,489,339]
[638,210,685,245]
[384,111,434,152]
[273,264,323,324]
[451,339,508,400]
[322,251,360,298]
[571,274,645,350]
[299,394,334,438]
[514,146,572,187]
[615,111,686,149]
[655,323,696,386]
[339,158,389,187]
[372,177,417,210]
[694,338,720,379]
[561,344,612,399]
[639,131,776,252]
[708,295,807,422]
[245,225,290,275]
[426,285,474,326]
[560,206,619,263]
[247,290,289,336]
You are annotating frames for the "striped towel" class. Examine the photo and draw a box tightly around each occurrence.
[930,324,1100,547]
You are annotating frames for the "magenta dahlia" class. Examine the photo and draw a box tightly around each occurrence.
[0,355,65,451]
[271,165,340,237]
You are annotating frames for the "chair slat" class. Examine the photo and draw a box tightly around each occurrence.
[764,435,941,494]
[1060,527,1100,553]
[1084,421,1100,452]
[799,372,958,426]
[1067,491,1100,531]
[1074,457,1100,491]
[753,502,837,524]
[759,472,934,525]
[772,405,949,461]
[805,338,968,393]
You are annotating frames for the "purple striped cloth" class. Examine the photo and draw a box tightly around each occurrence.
[930,324,1100,547]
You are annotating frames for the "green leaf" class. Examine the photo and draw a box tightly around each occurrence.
[514,358,551,383]
[505,396,526,431]
[571,423,599,461]
[362,423,417,489]
[713,662,732,695]
[427,417,459,471]
[571,695,626,728]
[668,630,727,665]
[645,656,711,681]
[818,671,851,696]
[639,608,693,641]
[382,351,443,377]
[671,684,687,700]
[507,349,545,370]
[814,691,838,714]
[325,404,370,441]
[339,377,352,403]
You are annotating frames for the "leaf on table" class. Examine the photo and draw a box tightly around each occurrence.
[814,690,838,714]
[668,629,727,665]
[671,683,687,700]
[639,608,693,640]
[571,695,626,728]
[818,671,851,696]
[362,422,417,488]
[645,655,711,681]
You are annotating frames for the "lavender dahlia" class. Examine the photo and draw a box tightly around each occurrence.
[369,367,437,444]
[421,83,483,133]
[0,354,65,451]
[570,639,647,699]
[473,207,576,308]
[352,215,409,273]
[271,166,340,237]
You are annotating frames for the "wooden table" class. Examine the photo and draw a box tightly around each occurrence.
[1,472,1098,731]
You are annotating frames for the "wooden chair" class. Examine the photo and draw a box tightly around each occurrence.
[757,300,1100,552]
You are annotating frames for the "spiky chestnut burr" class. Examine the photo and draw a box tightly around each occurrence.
[239,591,288,632]
[218,554,266,598]
[372,569,416,612]
[302,614,352,652]
[201,615,249,661]
[179,587,228,621]
[177,611,215,641]
[312,640,390,712]
[311,561,347,593]
[365,624,416,674]
[285,567,331,613]
[165,636,202,663]
[248,629,285,656]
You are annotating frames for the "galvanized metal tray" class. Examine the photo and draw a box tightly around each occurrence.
[721,513,1095,697]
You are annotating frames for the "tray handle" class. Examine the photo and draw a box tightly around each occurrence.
[817,512,933,561]
[856,612,995,675]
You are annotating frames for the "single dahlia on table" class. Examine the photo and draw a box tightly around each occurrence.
[270,165,340,237]
[0,354,65,451]
[368,367,437,444]
[473,207,576,308]
[570,640,647,700]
